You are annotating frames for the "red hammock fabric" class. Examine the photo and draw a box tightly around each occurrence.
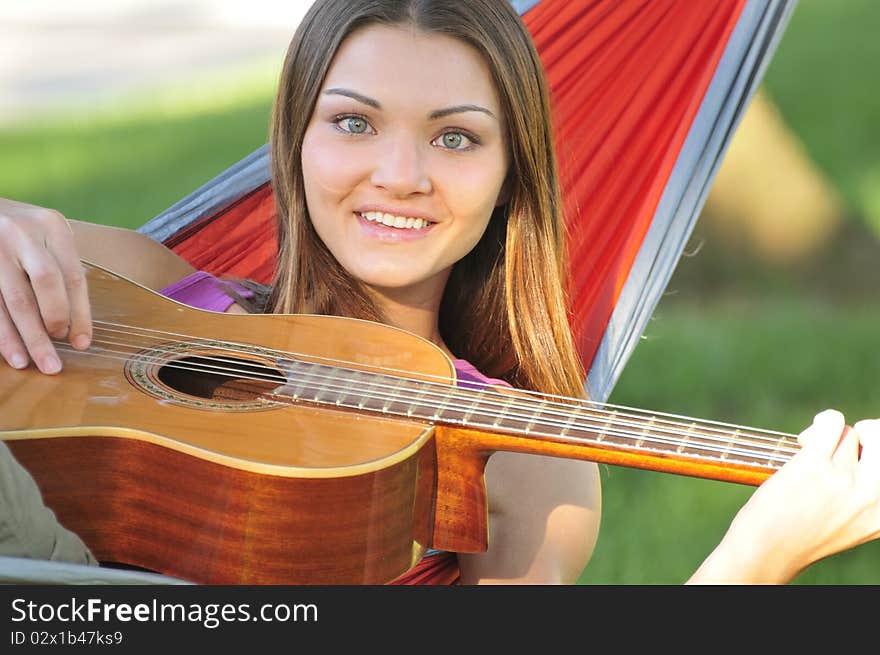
[387,552,461,585]
[165,0,746,371]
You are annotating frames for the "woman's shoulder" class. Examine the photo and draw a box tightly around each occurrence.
[452,358,511,389]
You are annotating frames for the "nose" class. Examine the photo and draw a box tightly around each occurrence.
[370,133,432,196]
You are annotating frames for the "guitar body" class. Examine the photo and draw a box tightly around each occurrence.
[1,264,455,584]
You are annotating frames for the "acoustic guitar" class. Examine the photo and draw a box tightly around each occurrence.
[0,262,799,584]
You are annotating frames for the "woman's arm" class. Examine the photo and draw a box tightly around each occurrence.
[457,453,601,584]
[69,218,195,291]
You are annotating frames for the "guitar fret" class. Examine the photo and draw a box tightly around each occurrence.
[311,365,334,403]
[431,393,454,421]
[559,405,583,437]
[596,410,617,443]
[634,417,655,449]
[719,429,739,460]
[337,369,361,406]
[768,434,793,467]
[524,401,547,434]
[492,395,517,427]
[288,361,310,400]
[382,377,407,413]
[357,372,378,410]
[461,388,487,425]
[676,422,698,453]
[406,382,430,417]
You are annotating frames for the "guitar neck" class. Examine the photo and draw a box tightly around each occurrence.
[269,359,798,487]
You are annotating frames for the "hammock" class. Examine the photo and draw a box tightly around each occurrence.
[4,0,797,584]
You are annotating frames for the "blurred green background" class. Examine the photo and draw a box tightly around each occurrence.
[582,0,880,585]
[1,1,878,584]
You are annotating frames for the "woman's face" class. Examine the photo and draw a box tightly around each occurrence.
[301,23,509,304]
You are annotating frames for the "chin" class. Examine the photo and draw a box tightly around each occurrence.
[346,261,429,287]
[360,275,424,291]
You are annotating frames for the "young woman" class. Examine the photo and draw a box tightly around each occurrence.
[0,0,878,585]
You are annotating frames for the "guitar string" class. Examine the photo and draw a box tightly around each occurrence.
[83,324,792,450]
[56,341,791,468]
[80,322,800,455]
[87,319,797,441]
[54,330,800,463]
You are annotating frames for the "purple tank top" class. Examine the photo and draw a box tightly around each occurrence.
[159,272,510,389]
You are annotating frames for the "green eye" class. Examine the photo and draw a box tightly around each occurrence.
[442,132,463,148]
[346,117,368,133]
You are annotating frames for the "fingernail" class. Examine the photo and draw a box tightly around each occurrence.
[815,408,842,424]
[42,354,62,374]
[10,353,28,369]
[72,334,90,350]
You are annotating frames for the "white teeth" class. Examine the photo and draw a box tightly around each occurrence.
[359,211,432,230]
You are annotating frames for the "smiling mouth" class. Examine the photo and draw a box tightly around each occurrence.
[357,211,434,230]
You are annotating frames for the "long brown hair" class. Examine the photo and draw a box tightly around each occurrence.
[268,0,586,398]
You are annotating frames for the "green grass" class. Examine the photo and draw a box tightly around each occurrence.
[579,299,880,585]
[0,74,276,229]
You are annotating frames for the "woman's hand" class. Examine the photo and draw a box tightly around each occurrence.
[0,198,91,374]
[689,409,880,584]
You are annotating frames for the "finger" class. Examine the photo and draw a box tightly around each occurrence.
[854,419,880,483]
[45,224,91,350]
[19,243,72,342]
[0,259,63,375]
[832,424,860,468]
[797,409,846,460]
[0,295,29,369]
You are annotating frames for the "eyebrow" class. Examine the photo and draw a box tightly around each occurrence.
[324,88,381,109]
[323,88,496,120]
[429,104,496,120]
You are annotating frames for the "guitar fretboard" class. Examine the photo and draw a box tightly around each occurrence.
[270,359,796,472]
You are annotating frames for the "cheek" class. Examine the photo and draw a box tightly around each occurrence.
[443,156,506,229]
[301,128,366,205]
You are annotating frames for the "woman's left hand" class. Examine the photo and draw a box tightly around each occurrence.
[689,409,880,584]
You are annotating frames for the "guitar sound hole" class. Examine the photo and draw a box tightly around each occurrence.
[157,355,286,403]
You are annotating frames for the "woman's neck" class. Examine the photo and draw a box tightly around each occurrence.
[366,281,455,359]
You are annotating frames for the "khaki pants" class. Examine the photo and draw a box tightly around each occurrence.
[0,441,96,566]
